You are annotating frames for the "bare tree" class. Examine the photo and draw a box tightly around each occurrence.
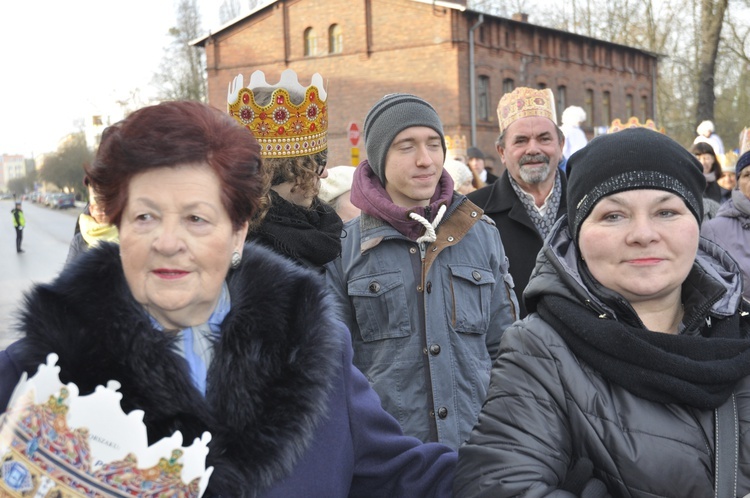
[695,0,729,124]
[219,0,242,24]
[152,0,207,102]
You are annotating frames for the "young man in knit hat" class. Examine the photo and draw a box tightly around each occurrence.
[468,87,567,317]
[326,93,518,450]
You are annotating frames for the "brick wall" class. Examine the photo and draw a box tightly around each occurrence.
[201,0,656,172]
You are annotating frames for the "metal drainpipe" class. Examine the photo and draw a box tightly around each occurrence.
[469,14,484,147]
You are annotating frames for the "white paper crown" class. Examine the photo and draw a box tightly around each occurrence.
[0,354,214,497]
[227,69,328,159]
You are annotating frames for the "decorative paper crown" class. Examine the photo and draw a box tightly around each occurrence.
[739,127,750,155]
[497,87,557,134]
[608,117,664,134]
[228,69,328,159]
[0,354,213,497]
[445,135,468,161]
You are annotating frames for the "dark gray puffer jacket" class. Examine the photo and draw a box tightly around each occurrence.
[454,217,750,498]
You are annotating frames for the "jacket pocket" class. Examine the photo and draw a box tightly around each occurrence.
[347,271,410,342]
[447,264,495,334]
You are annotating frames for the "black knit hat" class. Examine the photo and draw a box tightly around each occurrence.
[467,147,485,160]
[736,150,750,178]
[363,93,445,184]
[567,128,706,241]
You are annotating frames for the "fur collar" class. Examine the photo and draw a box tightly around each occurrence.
[12,242,341,497]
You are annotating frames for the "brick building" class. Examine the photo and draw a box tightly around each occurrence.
[194,0,657,171]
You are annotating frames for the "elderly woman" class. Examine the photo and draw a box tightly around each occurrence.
[0,101,455,497]
[454,128,750,497]
[702,150,750,302]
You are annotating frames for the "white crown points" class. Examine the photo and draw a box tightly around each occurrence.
[228,69,328,158]
[0,354,214,497]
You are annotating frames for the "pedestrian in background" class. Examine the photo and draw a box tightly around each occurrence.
[65,175,119,265]
[319,165,360,223]
[11,201,25,253]
[702,150,750,302]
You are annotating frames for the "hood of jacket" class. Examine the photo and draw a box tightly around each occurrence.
[524,216,745,327]
[9,241,342,497]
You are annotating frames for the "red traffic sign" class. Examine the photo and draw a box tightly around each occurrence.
[348,122,361,147]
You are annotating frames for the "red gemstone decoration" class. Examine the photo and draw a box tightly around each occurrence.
[310,123,316,132]
[259,112,267,120]
[309,92,316,101]
[277,126,285,135]
[276,94,285,105]
[242,93,250,104]
[307,105,318,119]
[273,108,289,124]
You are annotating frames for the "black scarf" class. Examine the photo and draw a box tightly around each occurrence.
[250,190,343,268]
[536,293,750,409]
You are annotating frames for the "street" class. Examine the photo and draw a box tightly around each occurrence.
[0,199,80,349]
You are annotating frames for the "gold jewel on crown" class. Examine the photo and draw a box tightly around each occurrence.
[608,117,664,134]
[227,69,328,159]
[497,87,557,134]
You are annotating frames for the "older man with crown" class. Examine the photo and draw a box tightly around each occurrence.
[467,87,567,317]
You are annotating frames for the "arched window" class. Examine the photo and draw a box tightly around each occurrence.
[304,27,317,57]
[502,78,514,94]
[328,24,342,54]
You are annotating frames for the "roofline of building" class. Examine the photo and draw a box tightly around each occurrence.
[192,0,658,59]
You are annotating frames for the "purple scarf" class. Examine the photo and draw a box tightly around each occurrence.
[350,161,455,241]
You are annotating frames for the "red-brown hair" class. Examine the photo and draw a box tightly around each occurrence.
[86,101,263,231]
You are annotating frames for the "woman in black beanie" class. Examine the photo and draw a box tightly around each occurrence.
[455,128,750,497]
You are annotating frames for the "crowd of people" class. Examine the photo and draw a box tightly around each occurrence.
[1,68,749,497]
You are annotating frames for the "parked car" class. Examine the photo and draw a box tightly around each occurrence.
[52,193,76,209]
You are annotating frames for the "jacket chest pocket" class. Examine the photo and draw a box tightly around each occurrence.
[447,264,495,334]
[347,271,411,342]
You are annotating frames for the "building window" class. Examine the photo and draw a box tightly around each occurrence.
[586,43,594,62]
[502,78,514,94]
[537,82,547,89]
[584,89,594,127]
[537,36,546,56]
[559,39,568,59]
[625,94,634,118]
[602,91,611,126]
[328,24,342,54]
[604,48,612,67]
[477,76,490,121]
[557,86,567,121]
[479,25,486,44]
[640,95,649,121]
[304,27,317,56]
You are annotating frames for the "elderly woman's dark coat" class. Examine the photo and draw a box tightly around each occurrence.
[0,242,455,498]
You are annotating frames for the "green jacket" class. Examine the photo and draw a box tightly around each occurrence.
[12,208,25,228]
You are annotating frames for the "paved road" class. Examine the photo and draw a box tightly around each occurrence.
[0,199,80,349]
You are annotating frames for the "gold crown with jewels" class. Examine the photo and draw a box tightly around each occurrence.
[608,117,664,134]
[497,87,557,134]
[227,69,328,159]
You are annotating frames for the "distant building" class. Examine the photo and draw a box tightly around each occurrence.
[194,0,657,172]
[1,154,26,190]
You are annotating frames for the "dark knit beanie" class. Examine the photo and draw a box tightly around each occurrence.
[736,150,750,178]
[363,93,445,184]
[467,147,485,160]
[567,128,706,241]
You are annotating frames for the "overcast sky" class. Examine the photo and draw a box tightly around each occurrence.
[1,0,226,157]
